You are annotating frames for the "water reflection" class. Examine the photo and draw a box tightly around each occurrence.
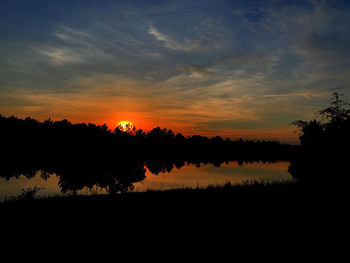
[134,161,291,192]
[0,159,292,200]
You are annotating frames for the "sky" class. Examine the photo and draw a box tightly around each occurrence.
[1,0,350,143]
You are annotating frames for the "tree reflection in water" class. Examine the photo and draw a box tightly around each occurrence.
[0,157,289,195]
[56,160,146,194]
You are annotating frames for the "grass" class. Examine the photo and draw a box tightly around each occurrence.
[1,179,344,218]
[1,179,304,206]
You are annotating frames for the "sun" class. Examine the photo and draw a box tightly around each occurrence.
[117,120,135,132]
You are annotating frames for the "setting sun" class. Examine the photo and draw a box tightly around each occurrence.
[118,120,134,132]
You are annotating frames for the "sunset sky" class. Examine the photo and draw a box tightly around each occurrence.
[1,0,350,143]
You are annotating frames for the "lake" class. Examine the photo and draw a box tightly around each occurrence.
[0,161,292,201]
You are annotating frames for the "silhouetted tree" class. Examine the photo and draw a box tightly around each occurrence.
[318,92,350,122]
[292,92,350,147]
[134,129,146,137]
[175,132,185,142]
[290,92,350,183]
[147,126,168,138]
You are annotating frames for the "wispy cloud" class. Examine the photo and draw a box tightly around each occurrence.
[36,47,87,65]
[263,90,329,99]
[177,64,219,78]
[36,26,111,65]
[148,25,203,52]
[148,24,209,52]
[54,26,93,43]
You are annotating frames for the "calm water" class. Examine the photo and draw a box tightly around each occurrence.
[0,161,292,201]
[134,161,291,191]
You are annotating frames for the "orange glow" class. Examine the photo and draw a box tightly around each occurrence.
[117,120,134,132]
[0,90,299,143]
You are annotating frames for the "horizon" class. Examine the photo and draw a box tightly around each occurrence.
[0,113,299,144]
[1,0,350,144]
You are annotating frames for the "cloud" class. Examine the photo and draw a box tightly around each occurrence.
[148,24,210,52]
[148,23,219,52]
[54,26,93,43]
[263,89,331,99]
[206,119,275,130]
[294,32,350,68]
[177,64,219,78]
[37,47,87,65]
[36,26,112,66]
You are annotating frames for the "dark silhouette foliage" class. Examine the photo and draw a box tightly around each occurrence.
[19,186,44,201]
[290,92,350,183]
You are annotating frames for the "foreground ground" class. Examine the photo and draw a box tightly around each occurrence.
[1,181,342,216]
[1,181,347,243]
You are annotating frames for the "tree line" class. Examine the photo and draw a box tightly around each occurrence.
[0,114,297,162]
